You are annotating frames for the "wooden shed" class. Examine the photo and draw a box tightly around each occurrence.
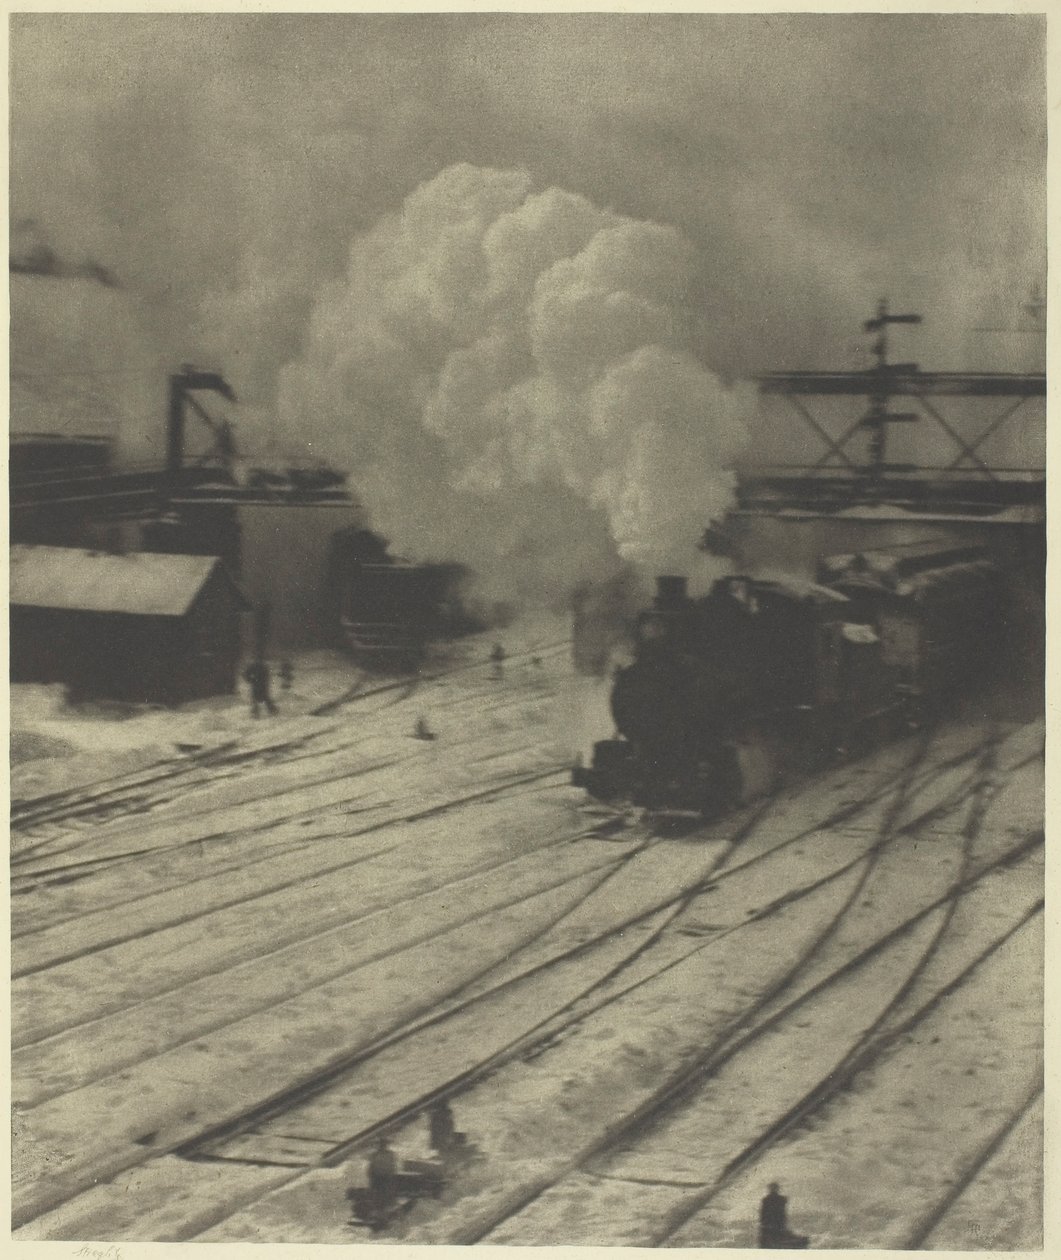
[10,545,250,704]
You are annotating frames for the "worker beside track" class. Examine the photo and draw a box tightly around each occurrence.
[759,1182,809,1248]
[429,1099,456,1155]
[244,659,278,718]
[367,1134,398,1205]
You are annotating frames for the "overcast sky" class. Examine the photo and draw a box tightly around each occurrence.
[8,13,1047,589]
[11,12,1045,385]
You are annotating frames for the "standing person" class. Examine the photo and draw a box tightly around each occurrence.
[759,1182,808,1248]
[243,659,278,718]
[367,1134,398,1200]
[428,1099,456,1155]
[279,659,294,691]
[490,642,506,680]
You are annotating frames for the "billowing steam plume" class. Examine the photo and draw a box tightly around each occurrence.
[277,164,751,605]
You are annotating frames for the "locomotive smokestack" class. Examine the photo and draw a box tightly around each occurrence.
[654,574,688,609]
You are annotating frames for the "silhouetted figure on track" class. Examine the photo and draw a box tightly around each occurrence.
[279,659,294,690]
[244,660,278,718]
[367,1134,398,1204]
[414,715,437,741]
[759,1183,809,1248]
[429,1100,456,1154]
[345,1133,401,1231]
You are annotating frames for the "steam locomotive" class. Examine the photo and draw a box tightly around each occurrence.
[573,543,1002,814]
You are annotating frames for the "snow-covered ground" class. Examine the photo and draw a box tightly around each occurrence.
[10,613,573,800]
[10,658,357,799]
[9,616,1044,1248]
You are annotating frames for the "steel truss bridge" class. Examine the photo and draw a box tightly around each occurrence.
[739,302,1045,520]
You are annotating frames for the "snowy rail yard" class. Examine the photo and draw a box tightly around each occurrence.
[10,11,1048,1253]
[10,617,1043,1248]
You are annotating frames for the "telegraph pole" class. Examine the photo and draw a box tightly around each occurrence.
[861,298,922,480]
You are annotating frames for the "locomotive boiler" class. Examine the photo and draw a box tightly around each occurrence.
[573,544,1002,814]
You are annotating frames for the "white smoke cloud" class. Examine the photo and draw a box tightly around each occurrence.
[276,163,751,602]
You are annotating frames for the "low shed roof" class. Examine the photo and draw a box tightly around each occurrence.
[10,545,246,617]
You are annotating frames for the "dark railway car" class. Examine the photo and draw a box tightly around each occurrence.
[575,545,1002,815]
[341,562,442,666]
[820,544,1003,700]
[339,560,479,669]
[325,526,480,668]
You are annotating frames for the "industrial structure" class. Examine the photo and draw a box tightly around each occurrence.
[9,355,475,681]
[738,299,1045,525]
[11,366,353,557]
[9,344,364,683]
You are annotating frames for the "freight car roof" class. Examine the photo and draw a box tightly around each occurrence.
[747,574,850,604]
[893,559,999,599]
[9,544,247,617]
[820,544,988,583]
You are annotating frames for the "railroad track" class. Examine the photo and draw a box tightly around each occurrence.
[636,735,1011,1245]
[11,709,551,874]
[11,638,573,854]
[6,735,907,1229]
[11,676,575,894]
[11,761,573,978]
[453,737,1035,1245]
[206,818,1036,1243]
[469,894,1044,1247]
[308,637,571,717]
[35,830,1037,1247]
[10,731,338,853]
[14,703,1014,942]
[12,719,1040,1238]
[13,824,635,1103]
[654,895,1044,1251]
[186,725,1023,1244]
[902,1081,1044,1249]
[10,815,651,1227]
[159,737,1025,1229]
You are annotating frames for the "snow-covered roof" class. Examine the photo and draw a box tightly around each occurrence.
[9,545,244,617]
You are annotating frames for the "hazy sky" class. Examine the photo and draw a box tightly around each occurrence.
[8,12,1047,591]
[11,12,1046,386]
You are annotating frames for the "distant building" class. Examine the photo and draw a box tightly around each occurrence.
[10,545,249,703]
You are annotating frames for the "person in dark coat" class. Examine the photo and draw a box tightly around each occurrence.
[490,642,506,679]
[279,659,294,690]
[243,659,278,717]
[367,1134,398,1201]
[428,1099,456,1154]
[759,1182,809,1248]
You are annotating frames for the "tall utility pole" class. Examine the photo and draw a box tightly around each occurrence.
[861,298,922,480]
